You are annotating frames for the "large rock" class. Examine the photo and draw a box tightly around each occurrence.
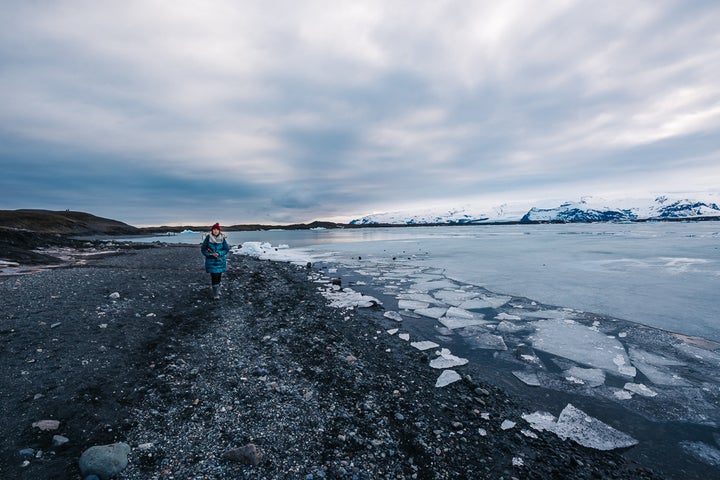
[79,442,131,479]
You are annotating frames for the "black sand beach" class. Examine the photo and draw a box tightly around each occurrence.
[1,245,663,479]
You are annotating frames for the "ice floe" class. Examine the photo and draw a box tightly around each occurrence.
[623,383,658,398]
[411,340,440,351]
[523,404,638,451]
[512,370,542,387]
[435,370,461,387]
[383,311,404,322]
[530,319,635,377]
[429,349,469,369]
[415,307,448,319]
[564,367,605,387]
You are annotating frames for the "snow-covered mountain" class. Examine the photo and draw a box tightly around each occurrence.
[349,195,720,225]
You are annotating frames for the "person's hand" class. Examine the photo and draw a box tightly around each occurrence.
[212,252,219,257]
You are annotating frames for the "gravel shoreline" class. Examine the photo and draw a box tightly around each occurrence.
[1,246,661,479]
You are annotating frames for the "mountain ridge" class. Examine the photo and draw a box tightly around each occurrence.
[350,195,720,225]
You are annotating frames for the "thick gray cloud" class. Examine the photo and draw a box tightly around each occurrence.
[1,0,719,225]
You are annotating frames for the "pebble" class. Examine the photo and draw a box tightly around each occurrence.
[79,442,131,479]
[52,435,70,447]
[222,443,263,465]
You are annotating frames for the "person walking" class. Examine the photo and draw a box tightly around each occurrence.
[201,222,230,299]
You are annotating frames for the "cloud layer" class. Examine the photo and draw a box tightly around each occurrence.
[2,0,719,225]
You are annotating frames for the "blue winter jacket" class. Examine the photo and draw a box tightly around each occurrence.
[201,234,230,273]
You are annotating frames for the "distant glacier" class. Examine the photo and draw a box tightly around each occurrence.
[350,194,720,225]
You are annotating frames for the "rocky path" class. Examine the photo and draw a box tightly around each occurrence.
[1,246,660,479]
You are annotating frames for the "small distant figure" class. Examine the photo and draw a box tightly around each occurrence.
[201,222,230,299]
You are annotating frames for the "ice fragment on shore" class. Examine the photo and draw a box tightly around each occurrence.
[513,370,542,387]
[679,441,720,466]
[323,288,380,309]
[501,420,516,430]
[398,333,410,341]
[435,369,461,387]
[387,329,398,335]
[429,349,468,369]
[531,319,635,377]
[109,292,120,299]
[411,340,439,351]
[512,457,524,467]
[384,311,404,322]
[522,404,638,451]
[623,383,657,397]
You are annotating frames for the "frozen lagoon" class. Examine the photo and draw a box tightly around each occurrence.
[231,222,720,476]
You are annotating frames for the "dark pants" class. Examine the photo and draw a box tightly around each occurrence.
[210,273,222,286]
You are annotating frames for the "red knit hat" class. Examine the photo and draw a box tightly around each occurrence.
[212,223,220,230]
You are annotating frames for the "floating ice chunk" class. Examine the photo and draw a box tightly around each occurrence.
[565,367,605,387]
[531,319,634,377]
[446,306,476,319]
[513,370,541,387]
[412,279,458,292]
[398,293,437,304]
[387,329,398,335]
[624,383,657,397]
[411,340,440,351]
[523,404,638,451]
[679,441,720,466]
[521,309,578,320]
[496,321,524,333]
[433,290,477,306]
[613,354,637,377]
[501,420,516,430]
[399,333,410,341]
[435,370,462,387]
[496,312,521,321]
[384,311,404,322]
[459,295,511,310]
[613,389,633,400]
[438,316,487,330]
[429,348,469,369]
[674,343,720,366]
[415,307,447,319]
[398,300,429,310]
[458,327,507,351]
[631,359,690,387]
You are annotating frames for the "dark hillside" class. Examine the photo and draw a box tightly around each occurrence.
[0,209,140,235]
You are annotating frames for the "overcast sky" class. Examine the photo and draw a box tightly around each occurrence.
[2,1,719,226]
